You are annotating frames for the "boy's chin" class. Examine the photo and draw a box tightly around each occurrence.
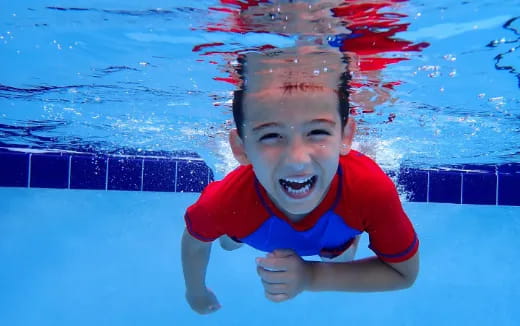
[282,201,319,218]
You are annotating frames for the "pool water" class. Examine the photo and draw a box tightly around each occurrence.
[1,188,518,325]
[1,0,519,170]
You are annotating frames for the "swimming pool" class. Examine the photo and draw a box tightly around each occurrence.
[1,188,519,325]
[1,0,519,325]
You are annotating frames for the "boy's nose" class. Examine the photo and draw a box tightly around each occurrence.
[284,137,311,169]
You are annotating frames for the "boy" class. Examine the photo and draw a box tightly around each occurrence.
[181,47,419,314]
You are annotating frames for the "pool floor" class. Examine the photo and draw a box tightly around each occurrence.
[0,188,519,326]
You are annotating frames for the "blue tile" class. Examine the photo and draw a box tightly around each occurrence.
[498,173,520,206]
[143,159,176,192]
[462,172,497,205]
[170,150,201,158]
[497,163,520,174]
[397,168,428,202]
[31,153,70,189]
[0,151,29,187]
[429,171,462,204]
[208,168,215,183]
[70,155,107,190]
[107,157,142,191]
[460,164,497,173]
[176,160,210,193]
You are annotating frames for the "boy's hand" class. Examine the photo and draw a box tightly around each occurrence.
[185,288,221,314]
[255,249,312,302]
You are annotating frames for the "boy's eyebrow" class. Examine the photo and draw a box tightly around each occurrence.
[251,119,336,132]
[252,122,281,132]
[307,118,336,127]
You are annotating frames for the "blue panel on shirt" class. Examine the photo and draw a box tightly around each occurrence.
[240,211,362,257]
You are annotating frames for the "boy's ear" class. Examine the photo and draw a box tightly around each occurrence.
[229,129,250,165]
[340,117,356,156]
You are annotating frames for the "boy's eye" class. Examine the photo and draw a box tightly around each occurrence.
[309,129,331,136]
[259,133,282,142]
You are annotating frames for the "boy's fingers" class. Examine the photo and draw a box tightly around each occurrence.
[265,292,289,303]
[256,257,287,271]
[208,304,221,312]
[270,249,296,258]
[257,265,286,283]
[261,279,287,293]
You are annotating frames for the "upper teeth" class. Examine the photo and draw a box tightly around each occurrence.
[283,176,313,184]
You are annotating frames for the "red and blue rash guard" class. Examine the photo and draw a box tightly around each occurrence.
[185,150,419,263]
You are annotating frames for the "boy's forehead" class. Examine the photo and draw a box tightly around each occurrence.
[242,45,347,93]
[242,88,340,126]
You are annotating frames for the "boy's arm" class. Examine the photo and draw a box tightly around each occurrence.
[181,228,221,314]
[307,251,419,292]
[256,249,418,302]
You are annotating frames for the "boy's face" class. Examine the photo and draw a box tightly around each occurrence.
[230,88,354,219]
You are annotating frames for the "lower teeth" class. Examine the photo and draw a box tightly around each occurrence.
[286,183,311,194]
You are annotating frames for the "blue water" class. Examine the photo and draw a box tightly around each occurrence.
[1,188,519,325]
[1,0,519,171]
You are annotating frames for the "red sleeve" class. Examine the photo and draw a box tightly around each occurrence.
[184,181,226,242]
[362,174,419,263]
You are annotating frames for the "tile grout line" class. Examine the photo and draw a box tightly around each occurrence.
[28,153,32,188]
[141,158,145,191]
[460,173,463,204]
[68,155,72,189]
[495,168,499,206]
[105,157,109,191]
[174,161,178,193]
[426,170,430,203]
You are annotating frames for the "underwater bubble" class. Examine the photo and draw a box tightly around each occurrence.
[443,54,456,62]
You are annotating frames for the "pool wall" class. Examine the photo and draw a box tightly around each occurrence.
[0,148,518,206]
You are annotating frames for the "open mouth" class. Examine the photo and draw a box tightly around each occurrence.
[279,175,317,199]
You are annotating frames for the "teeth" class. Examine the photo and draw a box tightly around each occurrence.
[286,183,311,194]
[283,176,313,184]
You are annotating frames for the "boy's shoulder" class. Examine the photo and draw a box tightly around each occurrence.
[185,164,268,240]
[190,164,258,210]
[338,150,397,204]
[340,150,388,181]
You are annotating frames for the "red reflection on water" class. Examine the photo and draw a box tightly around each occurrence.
[194,0,430,115]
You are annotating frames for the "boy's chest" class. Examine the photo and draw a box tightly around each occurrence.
[236,211,362,257]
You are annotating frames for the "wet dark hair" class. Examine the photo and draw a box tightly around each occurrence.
[232,55,351,138]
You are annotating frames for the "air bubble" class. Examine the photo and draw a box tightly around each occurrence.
[443,54,456,61]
